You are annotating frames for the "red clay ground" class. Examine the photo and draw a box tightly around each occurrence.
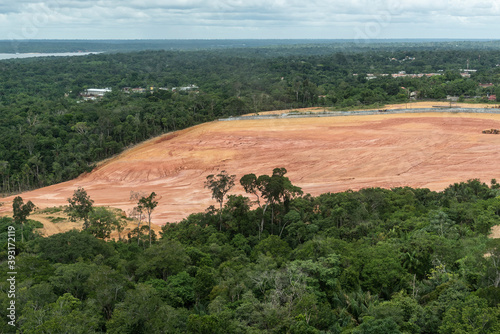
[2,110,500,233]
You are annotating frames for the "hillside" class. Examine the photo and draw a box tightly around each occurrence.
[3,106,500,227]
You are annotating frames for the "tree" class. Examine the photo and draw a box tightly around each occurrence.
[12,196,35,242]
[66,187,94,229]
[19,293,100,333]
[365,291,424,333]
[224,194,252,234]
[38,230,115,264]
[205,170,236,230]
[252,235,292,265]
[0,161,9,193]
[148,271,195,308]
[12,196,35,224]
[357,242,409,298]
[425,210,457,238]
[136,239,190,280]
[108,284,187,334]
[49,262,97,300]
[194,266,217,304]
[439,295,500,333]
[87,207,122,239]
[240,168,302,239]
[240,173,261,207]
[353,317,401,334]
[483,239,500,288]
[130,190,146,245]
[138,192,158,246]
[128,225,152,249]
[85,265,129,320]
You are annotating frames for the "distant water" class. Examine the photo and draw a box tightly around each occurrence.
[0,52,101,60]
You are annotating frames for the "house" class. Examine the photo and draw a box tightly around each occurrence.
[480,83,494,88]
[84,88,112,96]
[123,87,146,93]
[80,88,112,101]
[489,95,497,101]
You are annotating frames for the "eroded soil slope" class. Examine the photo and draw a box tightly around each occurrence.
[3,111,500,225]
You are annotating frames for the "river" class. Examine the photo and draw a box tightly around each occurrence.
[0,52,102,60]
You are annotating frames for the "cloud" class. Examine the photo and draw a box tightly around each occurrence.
[0,0,499,40]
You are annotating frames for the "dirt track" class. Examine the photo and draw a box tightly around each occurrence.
[3,106,500,228]
[244,101,498,116]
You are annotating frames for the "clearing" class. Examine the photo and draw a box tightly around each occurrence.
[2,103,500,232]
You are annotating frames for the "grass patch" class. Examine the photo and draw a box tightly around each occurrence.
[37,206,65,214]
[26,219,44,229]
[49,217,66,224]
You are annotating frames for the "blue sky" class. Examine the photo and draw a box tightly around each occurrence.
[0,0,499,40]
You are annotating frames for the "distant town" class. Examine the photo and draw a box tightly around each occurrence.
[80,84,199,101]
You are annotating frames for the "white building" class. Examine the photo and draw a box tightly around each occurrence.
[85,88,112,96]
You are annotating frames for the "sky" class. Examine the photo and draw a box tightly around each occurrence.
[0,0,499,41]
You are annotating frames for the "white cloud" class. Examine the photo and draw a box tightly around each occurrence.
[0,0,499,39]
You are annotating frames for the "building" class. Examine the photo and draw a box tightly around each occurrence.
[85,88,112,96]
[81,88,112,101]
[123,87,146,94]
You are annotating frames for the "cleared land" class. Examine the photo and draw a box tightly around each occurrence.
[2,104,500,234]
[246,101,498,116]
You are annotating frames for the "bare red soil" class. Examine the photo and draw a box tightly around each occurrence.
[3,111,500,228]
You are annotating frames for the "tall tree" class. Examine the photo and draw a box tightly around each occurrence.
[12,196,35,242]
[66,187,94,229]
[87,207,122,239]
[0,161,9,193]
[130,190,146,245]
[204,170,236,230]
[139,192,158,246]
[241,168,302,239]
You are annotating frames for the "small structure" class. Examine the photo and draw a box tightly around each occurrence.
[81,88,112,101]
[123,87,146,94]
[85,88,111,96]
[172,84,199,92]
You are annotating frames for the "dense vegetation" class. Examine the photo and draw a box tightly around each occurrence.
[2,41,500,331]
[1,41,500,194]
[2,175,500,333]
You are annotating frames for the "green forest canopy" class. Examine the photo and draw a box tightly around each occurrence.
[2,41,500,331]
[1,40,500,193]
[0,41,500,193]
[1,176,500,333]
